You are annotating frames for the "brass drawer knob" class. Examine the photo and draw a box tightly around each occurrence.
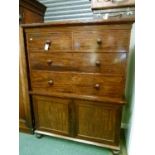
[94,84,100,89]
[48,80,54,85]
[47,59,53,65]
[97,38,102,44]
[95,60,101,66]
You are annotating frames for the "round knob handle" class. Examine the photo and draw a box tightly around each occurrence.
[48,80,54,85]
[47,59,53,65]
[94,84,100,89]
[45,40,51,45]
[95,60,101,66]
[97,38,102,44]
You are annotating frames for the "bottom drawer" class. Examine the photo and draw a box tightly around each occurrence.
[33,95,123,146]
[31,71,124,98]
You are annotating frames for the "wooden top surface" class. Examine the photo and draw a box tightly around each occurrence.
[21,17,135,28]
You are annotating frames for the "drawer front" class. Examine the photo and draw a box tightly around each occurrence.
[71,73,124,98]
[26,32,72,51]
[31,71,124,98]
[75,100,122,145]
[29,52,72,72]
[33,95,70,135]
[29,52,127,75]
[73,30,130,52]
[31,71,73,94]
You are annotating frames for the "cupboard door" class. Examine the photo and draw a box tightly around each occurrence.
[33,96,71,136]
[75,100,122,146]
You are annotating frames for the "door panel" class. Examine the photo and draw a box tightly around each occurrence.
[75,100,122,145]
[33,95,71,136]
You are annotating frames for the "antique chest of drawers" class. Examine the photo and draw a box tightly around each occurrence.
[22,18,134,154]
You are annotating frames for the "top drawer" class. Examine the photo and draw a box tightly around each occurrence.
[73,30,130,52]
[25,26,131,53]
[26,32,72,51]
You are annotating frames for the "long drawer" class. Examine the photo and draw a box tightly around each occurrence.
[29,52,127,75]
[30,71,125,98]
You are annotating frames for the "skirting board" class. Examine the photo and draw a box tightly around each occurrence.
[34,130,120,151]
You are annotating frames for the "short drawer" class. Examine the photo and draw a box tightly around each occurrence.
[73,30,130,52]
[71,73,124,98]
[29,52,127,75]
[26,32,72,52]
[31,71,125,98]
[31,71,73,94]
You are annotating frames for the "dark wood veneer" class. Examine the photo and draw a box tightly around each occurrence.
[19,0,46,133]
[22,19,133,152]
[75,99,122,146]
[30,70,125,98]
[19,0,46,24]
[19,27,33,133]
[29,52,127,75]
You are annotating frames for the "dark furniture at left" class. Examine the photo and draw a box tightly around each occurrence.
[19,0,46,133]
[19,0,46,24]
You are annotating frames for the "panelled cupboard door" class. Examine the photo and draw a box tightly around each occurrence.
[74,100,122,146]
[32,96,71,136]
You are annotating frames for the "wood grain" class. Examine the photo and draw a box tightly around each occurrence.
[30,71,125,98]
[33,95,70,136]
[19,26,33,133]
[29,91,126,104]
[21,18,134,28]
[73,30,130,52]
[27,32,72,51]
[19,0,46,24]
[22,20,133,150]
[75,100,122,146]
[29,52,127,75]
[19,0,46,133]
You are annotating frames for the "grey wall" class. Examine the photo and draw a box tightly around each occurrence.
[38,0,93,22]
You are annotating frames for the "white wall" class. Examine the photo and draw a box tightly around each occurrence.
[123,24,135,153]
